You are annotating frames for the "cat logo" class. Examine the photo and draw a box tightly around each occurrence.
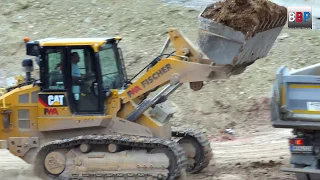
[48,95,64,106]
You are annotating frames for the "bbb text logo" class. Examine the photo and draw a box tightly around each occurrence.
[288,6,312,29]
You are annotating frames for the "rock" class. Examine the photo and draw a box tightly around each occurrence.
[201,128,207,133]
[84,17,91,24]
[206,173,214,176]
[299,60,306,65]
[2,9,12,16]
[278,33,289,40]
[217,174,243,180]
[279,156,284,159]
[18,0,29,9]
[134,54,143,61]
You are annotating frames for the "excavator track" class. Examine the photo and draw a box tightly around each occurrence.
[171,128,213,174]
[33,134,188,180]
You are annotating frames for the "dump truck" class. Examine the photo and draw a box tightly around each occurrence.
[0,1,287,179]
[271,64,320,180]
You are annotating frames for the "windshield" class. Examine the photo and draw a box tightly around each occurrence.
[99,43,124,90]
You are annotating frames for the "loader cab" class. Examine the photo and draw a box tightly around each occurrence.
[26,37,127,115]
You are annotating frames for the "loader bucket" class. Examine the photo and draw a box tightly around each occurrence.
[197,1,287,74]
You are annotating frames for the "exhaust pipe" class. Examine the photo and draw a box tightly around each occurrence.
[22,59,34,83]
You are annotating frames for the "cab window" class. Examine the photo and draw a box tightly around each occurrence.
[44,48,65,90]
[99,44,124,89]
[71,49,86,75]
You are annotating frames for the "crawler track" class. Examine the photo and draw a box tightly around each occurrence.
[33,134,188,180]
[171,128,213,174]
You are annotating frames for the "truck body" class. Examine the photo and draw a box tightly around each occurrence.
[271,63,320,180]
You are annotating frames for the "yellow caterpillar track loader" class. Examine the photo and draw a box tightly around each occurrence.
[0,4,286,179]
[0,30,217,180]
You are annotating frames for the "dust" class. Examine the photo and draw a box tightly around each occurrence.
[201,0,287,34]
[0,167,40,180]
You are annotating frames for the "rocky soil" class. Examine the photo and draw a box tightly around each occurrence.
[0,0,320,179]
[201,0,287,34]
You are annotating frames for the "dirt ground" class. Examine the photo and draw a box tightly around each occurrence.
[0,128,295,180]
[0,0,320,179]
[201,0,287,34]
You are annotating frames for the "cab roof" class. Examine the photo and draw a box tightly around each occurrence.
[28,37,122,46]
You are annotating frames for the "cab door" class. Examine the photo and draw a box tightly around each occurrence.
[66,46,105,114]
[38,47,72,120]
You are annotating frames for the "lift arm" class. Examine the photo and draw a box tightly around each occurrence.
[119,28,233,104]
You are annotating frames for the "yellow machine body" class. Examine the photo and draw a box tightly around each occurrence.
[0,24,284,179]
[0,28,220,180]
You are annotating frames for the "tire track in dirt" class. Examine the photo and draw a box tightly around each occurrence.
[188,128,296,180]
[211,128,293,164]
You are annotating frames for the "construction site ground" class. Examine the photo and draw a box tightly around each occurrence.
[0,128,294,180]
[0,0,320,179]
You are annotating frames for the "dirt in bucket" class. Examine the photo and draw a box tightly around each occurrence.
[201,0,287,35]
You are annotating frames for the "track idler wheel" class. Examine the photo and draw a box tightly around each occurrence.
[172,129,213,174]
[178,138,203,173]
[44,151,66,176]
[35,149,68,180]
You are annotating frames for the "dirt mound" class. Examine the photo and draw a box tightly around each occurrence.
[246,96,270,120]
[249,160,282,168]
[201,0,287,34]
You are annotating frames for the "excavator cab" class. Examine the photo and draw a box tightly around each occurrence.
[26,37,127,115]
